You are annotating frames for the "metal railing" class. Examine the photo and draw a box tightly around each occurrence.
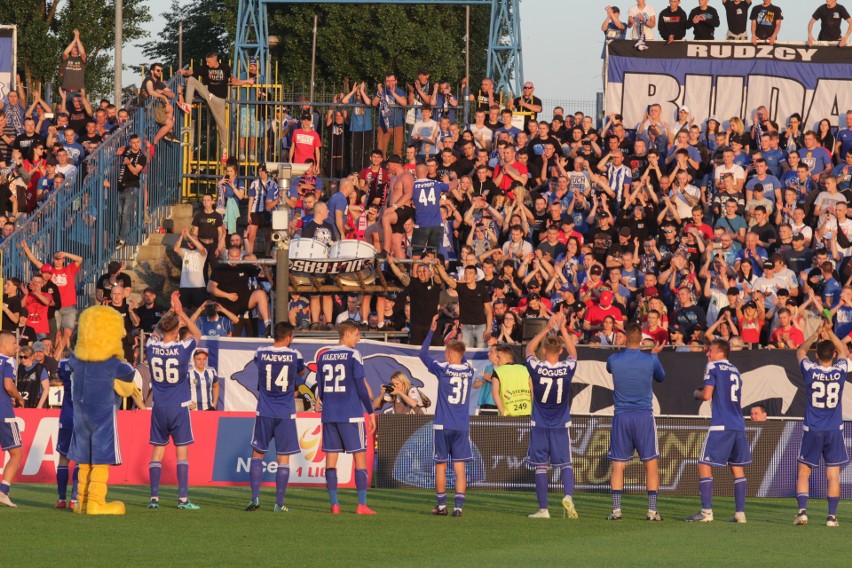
[0,79,185,306]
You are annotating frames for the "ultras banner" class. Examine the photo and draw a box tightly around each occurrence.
[376,415,852,498]
[605,39,852,129]
[189,339,851,420]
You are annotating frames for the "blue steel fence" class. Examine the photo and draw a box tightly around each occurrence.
[0,79,185,306]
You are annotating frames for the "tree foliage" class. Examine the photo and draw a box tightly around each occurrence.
[0,0,151,98]
[268,4,490,90]
[139,0,237,73]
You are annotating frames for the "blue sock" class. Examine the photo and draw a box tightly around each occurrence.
[454,492,465,510]
[1,481,10,495]
[250,458,263,500]
[561,466,574,497]
[177,460,189,501]
[355,469,368,506]
[326,468,339,506]
[276,465,290,507]
[612,489,622,511]
[71,465,79,500]
[149,462,162,499]
[647,490,658,512]
[733,477,746,513]
[797,493,808,511]
[535,468,549,509]
[436,492,447,508]
[699,477,713,510]
[57,466,69,500]
[828,496,840,517]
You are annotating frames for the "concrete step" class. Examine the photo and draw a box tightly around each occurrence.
[136,244,166,261]
[146,232,165,246]
[171,203,194,218]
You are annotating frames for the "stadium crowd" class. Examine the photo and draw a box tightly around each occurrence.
[2,1,852,403]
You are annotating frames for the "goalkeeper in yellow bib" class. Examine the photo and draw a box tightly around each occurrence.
[67,306,138,515]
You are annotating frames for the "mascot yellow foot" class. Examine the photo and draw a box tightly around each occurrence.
[86,465,125,515]
[73,464,90,514]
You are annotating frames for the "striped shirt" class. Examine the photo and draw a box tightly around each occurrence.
[189,367,218,411]
[606,163,632,203]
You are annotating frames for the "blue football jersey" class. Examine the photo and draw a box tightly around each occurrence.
[420,352,475,431]
[146,337,196,408]
[606,349,666,413]
[317,346,373,423]
[412,179,449,227]
[800,358,847,431]
[254,345,305,418]
[0,354,17,420]
[57,358,74,428]
[527,355,577,428]
[703,360,745,430]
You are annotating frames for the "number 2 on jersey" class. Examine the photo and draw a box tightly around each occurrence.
[812,382,840,409]
[322,364,346,393]
[729,373,741,402]
[265,364,289,392]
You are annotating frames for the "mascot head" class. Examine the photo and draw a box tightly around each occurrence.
[75,305,126,362]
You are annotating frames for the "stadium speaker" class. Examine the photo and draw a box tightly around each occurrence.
[522,318,548,341]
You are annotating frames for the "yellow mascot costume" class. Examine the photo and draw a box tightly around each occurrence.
[67,306,138,515]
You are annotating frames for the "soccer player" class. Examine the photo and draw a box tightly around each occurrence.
[686,339,751,523]
[245,322,306,513]
[317,321,376,514]
[146,293,203,510]
[525,314,579,519]
[794,321,849,527]
[0,331,24,508]
[420,315,475,517]
[55,353,79,509]
[606,324,666,521]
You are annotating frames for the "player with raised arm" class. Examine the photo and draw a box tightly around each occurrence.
[794,320,849,527]
[146,292,203,510]
[245,322,306,513]
[55,353,79,509]
[525,313,579,519]
[317,321,376,514]
[420,314,475,517]
[0,331,24,508]
[606,324,666,521]
[686,339,751,523]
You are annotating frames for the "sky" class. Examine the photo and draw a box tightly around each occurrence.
[124,0,825,103]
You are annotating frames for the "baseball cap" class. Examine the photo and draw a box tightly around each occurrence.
[494,298,507,305]
[644,286,659,298]
[792,233,805,241]
[669,324,684,334]
[194,348,209,356]
[590,265,603,275]
[744,300,757,310]
[417,68,429,75]
[32,341,46,353]
[529,293,541,301]
[762,260,774,270]
[707,116,720,124]
[248,57,258,65]
[618,226,632,238]
[300,112,312,120]
[599,290,613,305]
[552,115,564,123]
[40,264,54,274]
[679,105,690,114]
[571,301,586,312]
[560,283,573,292]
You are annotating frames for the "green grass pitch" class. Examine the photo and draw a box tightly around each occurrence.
[2,485,848,566]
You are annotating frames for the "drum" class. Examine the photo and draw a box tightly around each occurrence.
[328,240,377,286]
[289,238,329,285]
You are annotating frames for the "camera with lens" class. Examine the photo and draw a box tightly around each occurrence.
[383,384,394,394]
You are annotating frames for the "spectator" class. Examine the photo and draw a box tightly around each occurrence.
[722,0,753,40]
[215,163,245,235]
[31,340,58,381]
[601,6,628,61]
[178,51,255,163]
[133,288,165,335]
[188,348,219,411]
[511,82,542,131]
[16,345,49,408]
[289,112,322,166]
[190,300,240,337]
[174,227,209,315]
[808,1,852,46]
[140,63,180,145]
[237,58,266,162]
[372,73,407,159]
[750,0,783,44]
[749,404,768,421]
[436,263,492,348]
[1,77,27,136]
[110,134,147,249]
[489,342,532,416]
[689,0,721,40]
[60,29,86,96]
[207,246,272,337]
[628,0,657,49]
[659,0,689,42]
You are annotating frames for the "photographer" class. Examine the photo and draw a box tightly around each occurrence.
[373,371,424,415]
[190,300,240,337]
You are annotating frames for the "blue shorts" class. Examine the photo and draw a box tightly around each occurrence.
[0,417,21,451]
[322,421,366,454]
[699,429,752,467]
[68,404,122,465]
[798,429,850,468]
[150,405,195,447]
[527,426,572,468]
[251,415,300,456]
[608,410,659,463]
[56,423,73,457]
[434,428,472,464]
